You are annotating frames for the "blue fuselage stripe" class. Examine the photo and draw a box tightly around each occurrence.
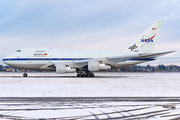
[2,58,156,61]
[2,58,91,61]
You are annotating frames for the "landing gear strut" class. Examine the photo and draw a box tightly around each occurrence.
[22,69,28,77]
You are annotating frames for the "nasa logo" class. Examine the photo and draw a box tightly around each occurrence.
[141,34,156,43]
[141,39,153,42]
[129,44,138,51]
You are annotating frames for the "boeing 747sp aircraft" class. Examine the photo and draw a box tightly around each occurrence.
[3,21,174,77]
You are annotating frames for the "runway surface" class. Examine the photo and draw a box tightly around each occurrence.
[0,97,180,119]
[0,75,129,78]
[1,72,180,97]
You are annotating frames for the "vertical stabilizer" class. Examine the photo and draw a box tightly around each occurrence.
[123,21,163,53]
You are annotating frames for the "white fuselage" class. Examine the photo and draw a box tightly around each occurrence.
[3,48,151,71]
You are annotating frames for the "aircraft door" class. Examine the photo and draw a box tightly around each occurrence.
[27,56,31,63]
[47,50,52,63]
[49,56,52,63]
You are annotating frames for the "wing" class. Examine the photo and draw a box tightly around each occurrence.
[49,51,175,69]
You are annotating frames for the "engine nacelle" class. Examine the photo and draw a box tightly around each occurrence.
[88,61,111,72]
[88,60,100,71]
[56,64,76,74]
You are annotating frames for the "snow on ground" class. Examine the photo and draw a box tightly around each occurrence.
[0,100,179,119]
[0,72,180,97]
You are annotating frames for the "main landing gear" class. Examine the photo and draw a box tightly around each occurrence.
[77,71,95,77]
[77,73,95,77]
[76,66,95,77]
[22,69,28,77]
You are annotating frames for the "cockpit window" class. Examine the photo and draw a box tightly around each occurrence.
[16,50,21,52]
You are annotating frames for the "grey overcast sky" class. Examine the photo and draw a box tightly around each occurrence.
[0,0,180,65]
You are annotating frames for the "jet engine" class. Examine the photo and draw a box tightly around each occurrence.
[88,61,111,72]
[56,64,76,74]
[99,63,111,70]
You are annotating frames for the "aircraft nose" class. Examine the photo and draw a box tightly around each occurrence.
[2,52,18,66]
[2,58,8,65]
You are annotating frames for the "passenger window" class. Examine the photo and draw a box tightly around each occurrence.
[16,50,21,52]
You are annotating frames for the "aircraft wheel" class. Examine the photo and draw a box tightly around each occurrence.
[87,74,90,77]
[23,73,28,77]
[79,74,83,77]
[82,74,86,77]
[90,74,94,77]
[77,74,80,77]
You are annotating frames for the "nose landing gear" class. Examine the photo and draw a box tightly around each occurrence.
[23,73,28,77]
[22,69,28,77]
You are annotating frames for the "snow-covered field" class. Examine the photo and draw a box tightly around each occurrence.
[1,72,180,119]
[0,100,180,119]
[0,72,180,97]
